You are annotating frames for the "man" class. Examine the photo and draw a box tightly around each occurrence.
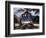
[21,8,34,29]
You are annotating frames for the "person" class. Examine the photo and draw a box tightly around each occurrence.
[20,8,34,29]
[21,9,32,21]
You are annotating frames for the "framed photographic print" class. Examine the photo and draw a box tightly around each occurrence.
[5,1,45,37]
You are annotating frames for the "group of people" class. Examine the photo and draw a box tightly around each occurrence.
[14,8,35,29]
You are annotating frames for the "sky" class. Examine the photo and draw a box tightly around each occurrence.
[14,8,39,17]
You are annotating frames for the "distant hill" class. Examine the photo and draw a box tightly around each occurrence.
[32,16,39,24]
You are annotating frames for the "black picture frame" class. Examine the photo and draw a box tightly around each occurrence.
[5,1,45,37]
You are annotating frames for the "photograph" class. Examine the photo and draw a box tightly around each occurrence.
[5,1,45,37]
[14,8,39,29]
